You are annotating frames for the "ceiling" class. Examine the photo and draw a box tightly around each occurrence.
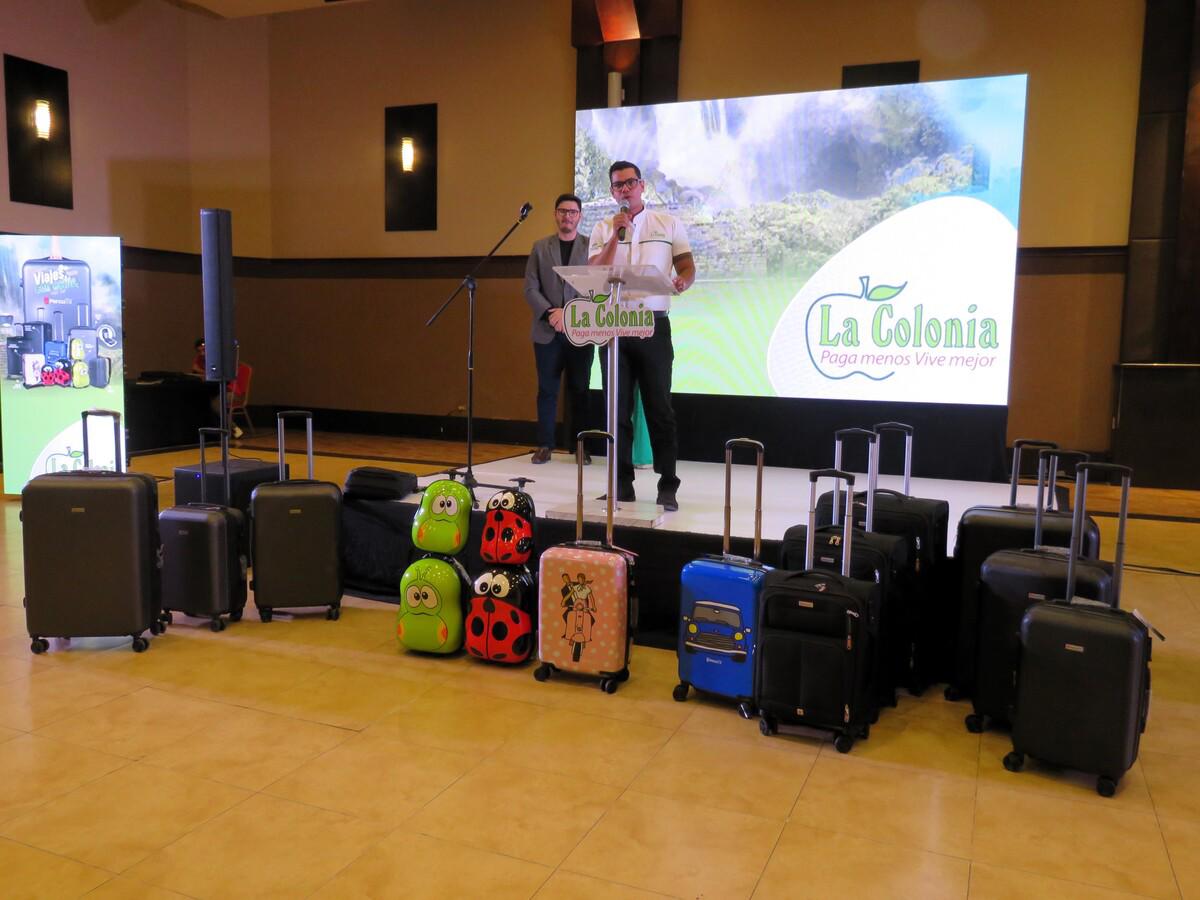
[177,0,368,19]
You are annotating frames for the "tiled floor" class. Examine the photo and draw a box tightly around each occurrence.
[1,498,1198,898]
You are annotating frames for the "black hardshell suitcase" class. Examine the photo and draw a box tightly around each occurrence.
[1005,463,1160,797]
[815,423,951,691]
[22,409,164,653]
[159,428,247,632]
[948,439,1102,701]
[250,411,343,621]
[967,450,1115,732]
[757,469,878,752]
[343,466,418,501]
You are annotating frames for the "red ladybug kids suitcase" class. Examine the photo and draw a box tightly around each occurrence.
[480,478,536,565]
[465,566,536,664]
[535,430,636,693]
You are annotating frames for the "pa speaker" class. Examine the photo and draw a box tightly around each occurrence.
[200,208,236,382]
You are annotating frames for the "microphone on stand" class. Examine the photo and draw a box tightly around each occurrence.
[519,202,533,221]
[617,202,630,242]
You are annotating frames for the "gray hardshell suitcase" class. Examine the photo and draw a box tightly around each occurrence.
[966,450,1116,732]
[22,409,163,653]
[160,428,247,632]
[1005,463,1161,797]
[250,411,343,621]
[948,439,1101,701]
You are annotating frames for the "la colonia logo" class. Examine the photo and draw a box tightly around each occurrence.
[805,275,1000,382]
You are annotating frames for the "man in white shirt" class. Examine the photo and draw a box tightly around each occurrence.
[588,161,696,511]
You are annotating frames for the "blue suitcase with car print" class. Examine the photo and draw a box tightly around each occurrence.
[674,439,770,718]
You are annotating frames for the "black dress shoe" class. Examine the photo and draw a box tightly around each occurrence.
[531,447,552,464]
[657,490,679,512]
[598,484,636,503]
[576,449,592,466]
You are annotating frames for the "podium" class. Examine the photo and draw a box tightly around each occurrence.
[547,264,677,528]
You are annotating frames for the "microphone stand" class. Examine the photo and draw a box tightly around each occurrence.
[426,204,531,491]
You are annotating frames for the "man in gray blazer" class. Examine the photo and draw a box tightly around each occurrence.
[524,193,596,464]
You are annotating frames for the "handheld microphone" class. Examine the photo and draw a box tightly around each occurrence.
[519,202,533,221]
[618,202,630,241]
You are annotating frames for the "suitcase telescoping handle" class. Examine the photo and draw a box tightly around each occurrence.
[831,427,878,531]
[872,421,912,496]
[1033,448,1088,548]
[723,437,765,562]
[275,410,315,480]
[576,429,615,544]
[808,468,855,577]
[197,427,232,506]
[1009,439,1058,507]
[1066,462,1132,606]
[81,408,123,472]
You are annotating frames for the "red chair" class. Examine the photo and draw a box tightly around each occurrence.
[228,362,255,437]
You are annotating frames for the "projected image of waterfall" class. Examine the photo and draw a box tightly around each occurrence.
[575,74,1027,405]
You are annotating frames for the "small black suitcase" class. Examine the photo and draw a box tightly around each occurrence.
[250,411,343,621]
[948,439,1101,701]
[1005,463,1160,797]
[342,466,418,501]
[757,469,879,752]
[159,428,247,632]
[22,409,163,653]
[815,422,951,692]
[968,450,1115,732]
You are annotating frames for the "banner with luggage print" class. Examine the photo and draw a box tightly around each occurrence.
[0,235,124,493]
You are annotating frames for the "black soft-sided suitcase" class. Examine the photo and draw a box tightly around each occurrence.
[967,449,1115,732]
[757,469,879,752]
[1004,463,1160,797]
[22,409,163,653]
[948,439,1101,701]
[250,411,343,621]
[343,466,418,501]
[781,429,909,706]
[159,428,247,632]
[815,422,951,692]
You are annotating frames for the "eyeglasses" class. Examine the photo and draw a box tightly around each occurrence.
[555,208,581,216]
[610,177,641,191]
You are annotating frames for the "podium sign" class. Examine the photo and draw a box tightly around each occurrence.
[554,264,675,347]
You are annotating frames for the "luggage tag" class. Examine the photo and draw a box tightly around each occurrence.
[1131,609,1166,642]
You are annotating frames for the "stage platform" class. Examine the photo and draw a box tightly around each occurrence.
[463,449,1041,555]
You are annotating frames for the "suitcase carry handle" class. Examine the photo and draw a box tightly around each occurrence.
[1033,448,1088,547]
[1066,462,1132,606]
[81,408,123,472]
[832,428,877,531]
[872,421,913,496]
[723,437,765,562]
[576,429,615,544]
[197,427,232,506]
[276,410,314,480]
[1009,439,1058,506]
[808,468,855,576]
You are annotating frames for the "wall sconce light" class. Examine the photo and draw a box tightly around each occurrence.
[385,103,437,231]
[33,99,51,139]
[400,137,415,172]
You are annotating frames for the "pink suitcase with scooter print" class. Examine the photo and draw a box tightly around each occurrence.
[534,430,636,693]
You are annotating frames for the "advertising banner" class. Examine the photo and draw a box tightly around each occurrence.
[575,74,1027,406]
[0,235,124,493]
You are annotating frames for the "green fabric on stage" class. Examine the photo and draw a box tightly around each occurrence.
[632,386,653,468]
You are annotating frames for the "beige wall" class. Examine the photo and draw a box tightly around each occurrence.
[0,0,270,255]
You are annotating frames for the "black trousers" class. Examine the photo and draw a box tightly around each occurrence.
[533,333,595,450]
[599,316,679,494]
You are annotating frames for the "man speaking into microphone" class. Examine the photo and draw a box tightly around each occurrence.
[588,160,696,511]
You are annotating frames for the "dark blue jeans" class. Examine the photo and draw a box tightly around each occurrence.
[534,333,595,450]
